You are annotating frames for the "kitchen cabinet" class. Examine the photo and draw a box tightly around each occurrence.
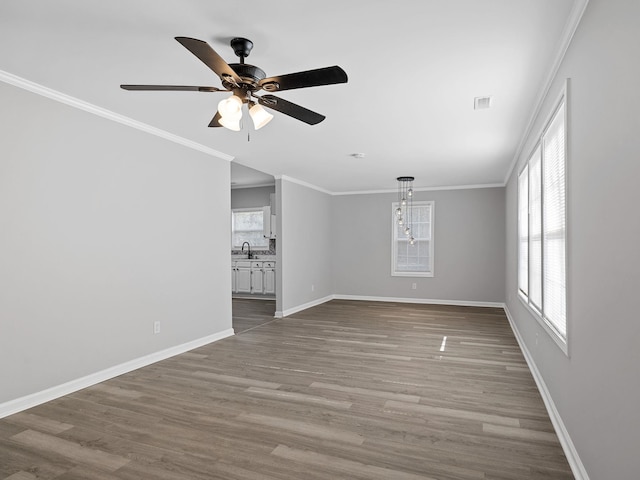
[262,206,276,239]
[251,261,263,293]
[234,261,252,293]
[232,259,276,295]
[263,261,275,295]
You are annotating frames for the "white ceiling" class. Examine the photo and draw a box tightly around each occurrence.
[0,0,580,193]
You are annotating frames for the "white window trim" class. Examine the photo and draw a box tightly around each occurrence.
[391,200,435,278]
[231,207,269,250]
[517,81,569,356]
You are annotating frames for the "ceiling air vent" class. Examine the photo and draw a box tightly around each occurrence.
[474,96,493,110]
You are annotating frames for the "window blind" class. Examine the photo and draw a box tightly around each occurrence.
[392,201,434,276]
[542,103,567,338]
[529,146,543,311]
[518,165,529,295]
[232,209,269,248]
[516,93,567,348]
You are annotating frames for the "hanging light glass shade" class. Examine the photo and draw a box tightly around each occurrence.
[249,103,274,130]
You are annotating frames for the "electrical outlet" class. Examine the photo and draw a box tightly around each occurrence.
[154,321,161,334]
[412,283,417,290]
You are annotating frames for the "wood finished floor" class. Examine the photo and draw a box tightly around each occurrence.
[232,298,276,334]
[0,300,573,479]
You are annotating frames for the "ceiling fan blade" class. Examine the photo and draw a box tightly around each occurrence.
[259,66,348,92]
[258,95,325,125]
[120,85,226,92]
[208,112,223,127]
[175,37,242,86]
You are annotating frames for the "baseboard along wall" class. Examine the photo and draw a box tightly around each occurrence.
[0,329,235,420]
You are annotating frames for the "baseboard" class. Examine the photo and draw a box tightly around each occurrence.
[0,328,235,419]
[279,295,334,317]
[503,306,589,480]
[277,294,503,318]
[333,294,504,309]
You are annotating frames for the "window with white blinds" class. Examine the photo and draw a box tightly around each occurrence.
[517,96,567,347]
[231,208,269,249]
[391,201,434,277]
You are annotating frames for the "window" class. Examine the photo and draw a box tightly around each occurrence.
[231,208,269,249]
[392,201,434,277]
[518,94,567,349]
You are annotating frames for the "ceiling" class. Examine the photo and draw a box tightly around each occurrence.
[0,0,580,193]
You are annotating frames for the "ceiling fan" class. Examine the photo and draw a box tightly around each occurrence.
[121,36,348,131]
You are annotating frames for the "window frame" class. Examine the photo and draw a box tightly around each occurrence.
[391,200,435,278]
[231,207,269,250]
[517,83,569,355]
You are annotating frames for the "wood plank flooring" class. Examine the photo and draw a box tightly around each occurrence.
[232,298,276,334]
[0,300,573,479]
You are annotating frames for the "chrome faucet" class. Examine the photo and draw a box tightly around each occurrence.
[241,241,252,259]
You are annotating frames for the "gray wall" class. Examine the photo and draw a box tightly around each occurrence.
[278,179,333,314]
[332,188,505,304]
[504,0,640,477]
[0,82,232,404]
[231,185,274,209]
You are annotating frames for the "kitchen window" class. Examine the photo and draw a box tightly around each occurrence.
[231,208,269,249]
[518,91,567,352]
[391,201,434,277]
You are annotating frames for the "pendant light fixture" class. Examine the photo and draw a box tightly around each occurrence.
[396,176,415,245]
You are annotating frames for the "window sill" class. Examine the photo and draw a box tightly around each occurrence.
[391,272,434,278]
[517,292,569,357]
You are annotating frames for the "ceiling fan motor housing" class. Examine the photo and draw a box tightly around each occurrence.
[224,63,266,91]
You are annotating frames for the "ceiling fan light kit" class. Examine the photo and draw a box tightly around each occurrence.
[120,36,348,132]
[248,103,274,130]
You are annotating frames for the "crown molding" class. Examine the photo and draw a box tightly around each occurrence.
[276,175,334,195]
[504,0,589,184]
[275,175,504,196]
[0,69,234,162]
[231,182,276,190]
[332,182,505,196]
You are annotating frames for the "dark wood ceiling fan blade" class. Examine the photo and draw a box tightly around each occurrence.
[120,85,225,92]
[259,66,348,92]
[258,95,325,125]
[208,112,223,127]
[175,37,242,85]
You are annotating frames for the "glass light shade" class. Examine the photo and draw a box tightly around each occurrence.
[404,227,410,235]
[398,217,403,225]
[249,104,274,130]
[395,207,402,216]
[409,236,415,245]
[218,95,243,118]
[407,188,413,197]
[219,115,241,131]
[401,198,407,206]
